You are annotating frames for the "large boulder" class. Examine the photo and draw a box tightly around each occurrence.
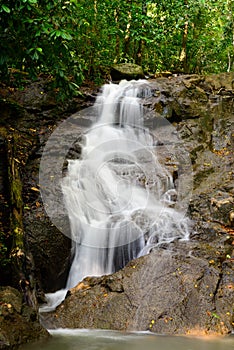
[41,234,233,335]
[111,63,145,81]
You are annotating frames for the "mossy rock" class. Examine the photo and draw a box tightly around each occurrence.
[0,286,49,349]
[111,63,145,81]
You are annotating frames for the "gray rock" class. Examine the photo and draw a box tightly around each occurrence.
[41,237,233,335]
[111,63,145,81]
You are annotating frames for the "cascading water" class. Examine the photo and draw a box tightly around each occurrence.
[40,80,190,312]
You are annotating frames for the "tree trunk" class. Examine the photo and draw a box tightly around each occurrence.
[228,0,234,71]
[123,2,133,59]
[7,133,38,310]
[135,1,147,66]
[179,1,189,72]
[114,8,120,63]
[179,20,188,71]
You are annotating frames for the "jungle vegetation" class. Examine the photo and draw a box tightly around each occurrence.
[0,0,233,96]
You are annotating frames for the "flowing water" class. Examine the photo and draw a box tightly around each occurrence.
[40,80,191,311]
[62,80,190,289]
[20,329,234,350]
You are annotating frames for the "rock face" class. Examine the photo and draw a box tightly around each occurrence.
[41,234,233,335]
[0,80,96,292]
[0,286,49,349]
[111,63,145,81]
[0,81,96,349]
[41,73,234,335]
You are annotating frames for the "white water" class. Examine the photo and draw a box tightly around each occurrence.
[40,80,190,312]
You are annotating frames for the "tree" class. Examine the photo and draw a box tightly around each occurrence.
[0,0,233,97]
[0,0,85,97]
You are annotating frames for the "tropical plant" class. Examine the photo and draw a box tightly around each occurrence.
[0,0,233,97]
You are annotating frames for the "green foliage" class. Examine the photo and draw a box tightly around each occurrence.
[0,0,85,98]
[0,0,233,98]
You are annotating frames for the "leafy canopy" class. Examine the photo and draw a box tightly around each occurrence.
[0,0,233,97]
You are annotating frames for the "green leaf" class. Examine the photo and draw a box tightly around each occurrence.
[61,32,73,40]
[33,52,39,60]
[58,70,64,78]
[1,5,11,13]
[55,30,62,38]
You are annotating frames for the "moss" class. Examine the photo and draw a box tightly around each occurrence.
[0,287,49,349]
[111,63,144,80]
[11,178,23,208]
[190,145,204,163]
[193,167,215,189]
[0,127,7,138]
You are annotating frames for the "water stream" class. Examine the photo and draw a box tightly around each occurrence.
[21,329,234,350]
[40,80,190,312]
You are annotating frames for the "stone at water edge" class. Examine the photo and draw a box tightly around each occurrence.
[0,286,49,350]
[41,239,233,335]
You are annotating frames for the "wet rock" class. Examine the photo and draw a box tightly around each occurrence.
[215,259,234,330]
[0,286,49,349]
[24,217,71,293]
[41,236,233,335]
[210,192,234,226]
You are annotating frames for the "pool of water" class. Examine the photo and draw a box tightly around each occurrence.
[20,329,234,350]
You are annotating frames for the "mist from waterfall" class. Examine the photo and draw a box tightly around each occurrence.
[40,80,190,312]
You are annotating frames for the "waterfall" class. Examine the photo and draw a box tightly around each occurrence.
[40,80,190,312]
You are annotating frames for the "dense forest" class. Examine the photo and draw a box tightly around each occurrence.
[0,0,234,97]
